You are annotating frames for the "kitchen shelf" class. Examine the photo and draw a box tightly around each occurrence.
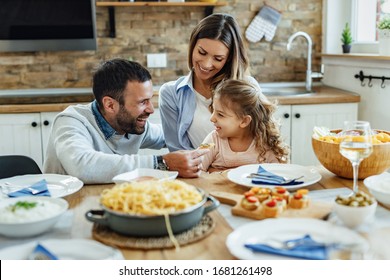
[97,1,228,38]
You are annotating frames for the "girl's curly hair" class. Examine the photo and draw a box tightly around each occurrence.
[212,79,289,163]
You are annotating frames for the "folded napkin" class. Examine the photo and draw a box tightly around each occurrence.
[245,235,328,260]
[28,243,58,260]
[7,179,51,197]
[251,165,304,186]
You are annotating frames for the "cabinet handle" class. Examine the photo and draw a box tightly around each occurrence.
[283,113,290,118]
[31,122,38,127]
[43,120,50,126]
[295,113,301,119]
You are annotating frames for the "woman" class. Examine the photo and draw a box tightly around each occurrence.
[159,13,266,151]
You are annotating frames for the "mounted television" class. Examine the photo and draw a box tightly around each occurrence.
[0,0,97,52]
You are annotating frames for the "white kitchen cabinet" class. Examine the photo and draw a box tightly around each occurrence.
[40,112,59,160]
[274,105,292,149]
[0,112,59,169]
[275,103,358,166]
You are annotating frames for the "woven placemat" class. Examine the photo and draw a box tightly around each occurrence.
[92,215,215,249]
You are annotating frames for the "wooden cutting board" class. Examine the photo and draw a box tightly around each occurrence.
[211,191,332,220]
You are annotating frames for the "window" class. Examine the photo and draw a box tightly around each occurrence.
[323,0,390,53]
[353,0,390,43]
[352,0,377,42]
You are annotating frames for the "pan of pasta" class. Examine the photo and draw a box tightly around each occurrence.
[85,179,219,237]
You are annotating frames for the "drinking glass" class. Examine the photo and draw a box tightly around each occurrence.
[339,120,373,194]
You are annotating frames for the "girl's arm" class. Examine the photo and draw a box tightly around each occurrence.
[199,133,217,172]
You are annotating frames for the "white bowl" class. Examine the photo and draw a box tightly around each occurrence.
[333,198,377,228]
[364,172,390,207]
[112,168,178,184]
[0,196,68,238]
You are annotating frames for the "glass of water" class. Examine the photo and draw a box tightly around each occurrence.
[339,120,373,194]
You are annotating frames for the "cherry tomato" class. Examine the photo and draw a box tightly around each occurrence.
[266,200,276,207]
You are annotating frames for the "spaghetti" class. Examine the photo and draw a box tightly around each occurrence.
[100,179,203,215]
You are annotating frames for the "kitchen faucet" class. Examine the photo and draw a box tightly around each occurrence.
[287,31,313,92]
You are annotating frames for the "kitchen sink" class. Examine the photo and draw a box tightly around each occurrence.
[259,82,317,96]
[261,87,314,96]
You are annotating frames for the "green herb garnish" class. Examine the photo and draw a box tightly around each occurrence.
[9,201,38,212]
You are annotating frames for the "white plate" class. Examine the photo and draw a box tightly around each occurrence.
[0,174,83,199]
[226,218,369,260]
[0,239,124,260]
[364,172,390,194]
[227,163,321,190]
[112,168,178,183]
[363,172,390,207]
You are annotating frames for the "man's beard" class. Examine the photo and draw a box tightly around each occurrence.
[117,106,148,135]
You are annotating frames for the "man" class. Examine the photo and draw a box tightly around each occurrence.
[43,59,208,184]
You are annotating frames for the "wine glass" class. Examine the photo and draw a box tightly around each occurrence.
[339,120,373,194]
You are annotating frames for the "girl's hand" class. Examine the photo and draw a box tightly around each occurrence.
[163,149,210,178]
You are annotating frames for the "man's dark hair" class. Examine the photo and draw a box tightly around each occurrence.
[92,58,152,108]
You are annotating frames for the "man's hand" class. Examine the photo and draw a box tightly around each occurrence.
[163,149,210,178]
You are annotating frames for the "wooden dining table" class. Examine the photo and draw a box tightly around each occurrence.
[63,166,389,260]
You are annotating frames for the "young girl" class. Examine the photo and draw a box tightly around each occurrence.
[200,79,289,172]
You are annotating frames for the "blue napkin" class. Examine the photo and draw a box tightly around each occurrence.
[28,243,59,260]
[251,165,304,186]
[7,179,51,197]
[245,235,328,260]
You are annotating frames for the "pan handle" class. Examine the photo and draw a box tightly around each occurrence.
[85,209,109,226]
[203,195,220,215]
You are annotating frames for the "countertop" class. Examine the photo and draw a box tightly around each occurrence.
[266,85,360,105]
[0,85,360,113]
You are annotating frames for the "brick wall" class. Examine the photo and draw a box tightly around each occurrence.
[0,0,322,90]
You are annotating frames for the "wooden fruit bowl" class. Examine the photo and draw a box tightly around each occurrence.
[312,130,390,179]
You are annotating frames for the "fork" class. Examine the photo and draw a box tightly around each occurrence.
[247,174,304,184]
[260,235,361,251]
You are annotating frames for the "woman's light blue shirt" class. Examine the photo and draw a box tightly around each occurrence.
[159,72,196,151]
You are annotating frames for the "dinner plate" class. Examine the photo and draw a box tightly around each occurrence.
[363,172,390,207]
[0,239,124,260]
[0,174,83,199]
[364,172,390,193]
[112,168,178,183]
[227,163,321,190]
[226,218,369,260]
